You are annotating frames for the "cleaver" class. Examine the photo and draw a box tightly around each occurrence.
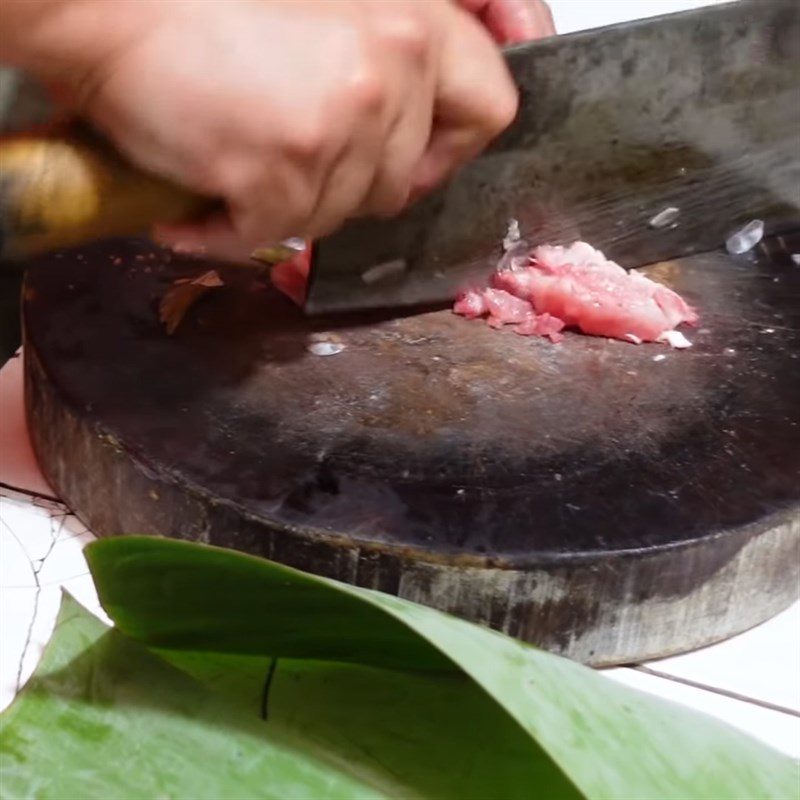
[305,0,800,315]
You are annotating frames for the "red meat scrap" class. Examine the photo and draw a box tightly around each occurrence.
[270,246,312,306]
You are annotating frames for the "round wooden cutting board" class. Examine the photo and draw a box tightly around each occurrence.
[22,236,800,665]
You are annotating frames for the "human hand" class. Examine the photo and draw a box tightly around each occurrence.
[33,0,517,261]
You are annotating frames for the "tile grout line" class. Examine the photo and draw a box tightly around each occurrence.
[632,665,800,718]
[0,481,64,506]
[0,514,52,693]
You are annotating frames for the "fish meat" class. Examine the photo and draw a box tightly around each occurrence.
[267,240,697,347]
[453,288,566,341]
[453,241,698,346]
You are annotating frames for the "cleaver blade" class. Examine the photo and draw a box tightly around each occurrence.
[304,0,800,315]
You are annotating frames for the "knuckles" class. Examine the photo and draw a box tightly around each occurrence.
[280,120,330,162]
[374,12,432,62]
[482,83,518,138]
[344,70,387,115]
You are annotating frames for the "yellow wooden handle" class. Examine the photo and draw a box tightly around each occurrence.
[0,126,215,260]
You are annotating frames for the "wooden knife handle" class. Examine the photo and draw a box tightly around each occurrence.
[0,125,216,261]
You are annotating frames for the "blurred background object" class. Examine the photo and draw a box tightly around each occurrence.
[0,67,53,362]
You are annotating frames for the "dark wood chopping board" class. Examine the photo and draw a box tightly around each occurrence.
[21,235,800,665]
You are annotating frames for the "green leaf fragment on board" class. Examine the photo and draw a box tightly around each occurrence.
[86,536,800,800]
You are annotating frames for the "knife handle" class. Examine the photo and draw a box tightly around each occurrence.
[0,124,216,262]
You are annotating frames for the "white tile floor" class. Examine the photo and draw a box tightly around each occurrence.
[1,350,798,759]
[0,487,109,710]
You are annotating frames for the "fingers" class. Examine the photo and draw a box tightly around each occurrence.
[154,212,251,262]
[299,75,387,236]
[310,8,439,229]
[303,140,381,238]
[269,3,442,235]
[458,0,556,44]
[412,6,518,195]
[355,12,438,219]
[411,0,556,201]
[123,0,530,263]
[358,70,436,219]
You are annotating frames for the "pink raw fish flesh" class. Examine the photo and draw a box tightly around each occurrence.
[267,240,697,348]
[453,241,698,346]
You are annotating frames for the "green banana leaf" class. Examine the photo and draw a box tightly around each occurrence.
[0,595,386,799]
[86,537,796,800]
[2,536,796,800]
[1,593,573,799]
